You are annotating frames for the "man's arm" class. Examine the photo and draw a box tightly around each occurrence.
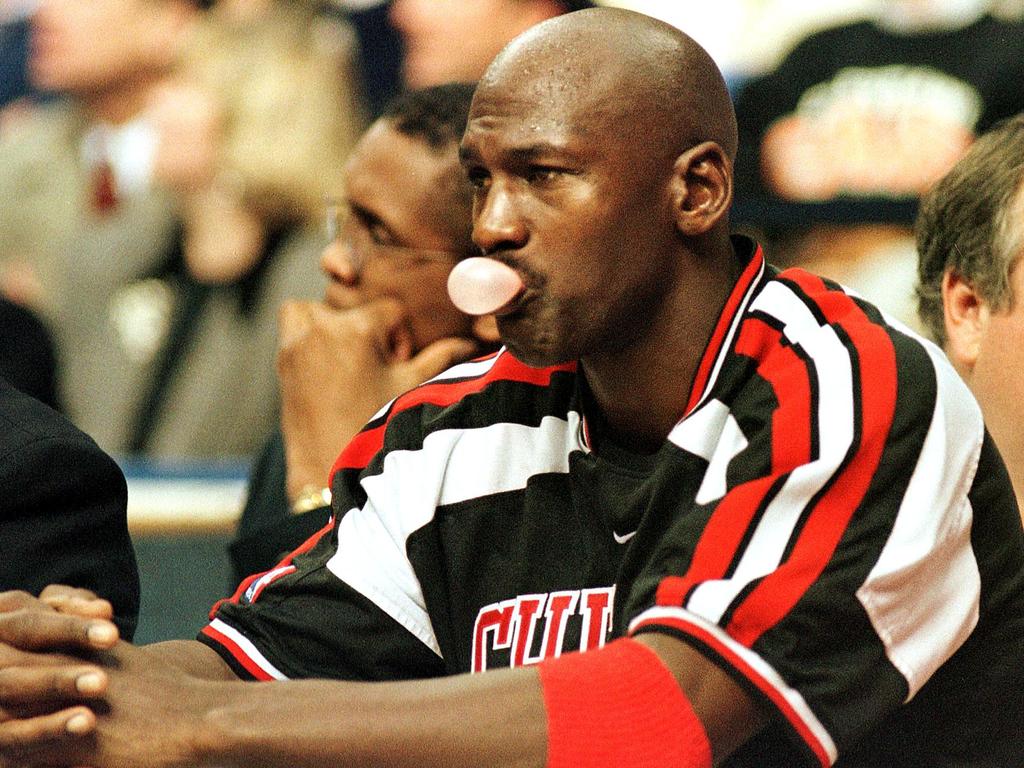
[0,383,139,638]
[0,604,762,768]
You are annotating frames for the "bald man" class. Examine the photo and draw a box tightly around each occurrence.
[1,9,1022,768]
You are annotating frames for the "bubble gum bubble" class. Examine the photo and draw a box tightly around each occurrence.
[447,257,524,316]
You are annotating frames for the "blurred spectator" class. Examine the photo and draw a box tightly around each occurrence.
[0,296,60,410]
[127,0,367,457]
[179,0,366,242]
[916,114,1024,507]
[389,0,593,87]
[231,83,496,582]
[732,0,1024,330]
[323,0,404,117]
[0,0,208,454]
[1,0,366,459]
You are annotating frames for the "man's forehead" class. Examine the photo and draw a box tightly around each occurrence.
[347,122,452,196]
[464,63,622,141]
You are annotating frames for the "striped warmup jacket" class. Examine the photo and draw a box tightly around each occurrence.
[202,237,1024,767]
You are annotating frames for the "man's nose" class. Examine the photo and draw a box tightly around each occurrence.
[472,182,528,255]
[320,239,360,285]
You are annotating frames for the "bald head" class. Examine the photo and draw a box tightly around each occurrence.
[477,8,738,162]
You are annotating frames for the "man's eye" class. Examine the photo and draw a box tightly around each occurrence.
[467,168,491,189]
[367,223,396,246]
[526,167,562,184]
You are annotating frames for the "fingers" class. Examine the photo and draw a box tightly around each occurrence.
[0,704,96,750]
[0,592,44,615]
[346,299,414,361]
[279,298,413,362]
[0,665,107,705]
[0,609,118,653]
[39,588,113,622]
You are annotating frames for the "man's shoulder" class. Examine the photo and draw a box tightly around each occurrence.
[748,266,974,425]
[0,376,103,459]
[330,350,578,478]
[398,348,576,422]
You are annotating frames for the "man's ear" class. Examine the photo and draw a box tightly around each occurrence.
[472,314,501,345]
[942,270,990,373]
[670,141,733,237]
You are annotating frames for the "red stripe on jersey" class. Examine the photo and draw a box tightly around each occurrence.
[656,475,784,607]
[724,272,896,646]
[657,318,815,605]
[631,613,831,768]
[330,352,576,478]
[684,244,765,415]
[199,624,275,682]
[215,520,335,612]
[658,273,897,647]
[735,318,814,472]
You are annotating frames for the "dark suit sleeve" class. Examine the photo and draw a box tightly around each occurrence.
[0,405,140,639]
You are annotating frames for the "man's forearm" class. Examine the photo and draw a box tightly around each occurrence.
[137,640,239,681]
[194,664,548,768]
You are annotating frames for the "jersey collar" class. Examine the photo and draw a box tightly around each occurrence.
[682,235,767,418]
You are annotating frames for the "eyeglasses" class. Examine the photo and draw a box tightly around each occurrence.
[323,197,466,275]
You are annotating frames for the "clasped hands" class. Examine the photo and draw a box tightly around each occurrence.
[0,586,125,766]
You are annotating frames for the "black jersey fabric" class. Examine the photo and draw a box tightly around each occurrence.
[201,237,1024,766]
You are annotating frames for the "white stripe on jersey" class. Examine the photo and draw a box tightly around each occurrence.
[668,398,748,505]
[328,411,585,656]
[368,353,504,422]
[685,281,857,624]
[856,341,982,699]
[629,605,838,765]
[426,351,503,384]
[208,618,289,680]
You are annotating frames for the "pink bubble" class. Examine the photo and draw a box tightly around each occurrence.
[447,257,524,316]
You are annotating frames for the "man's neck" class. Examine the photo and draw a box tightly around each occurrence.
[581,236,741,453]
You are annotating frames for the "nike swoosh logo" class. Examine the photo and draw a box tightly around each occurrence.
[612,530,637,545]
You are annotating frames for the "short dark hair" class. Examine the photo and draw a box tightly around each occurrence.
[916,115,1024,345]
[381,82,477,151]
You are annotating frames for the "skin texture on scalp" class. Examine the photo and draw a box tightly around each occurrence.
[479,9,738,164]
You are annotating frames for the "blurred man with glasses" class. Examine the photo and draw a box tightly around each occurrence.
[231,83,499,583]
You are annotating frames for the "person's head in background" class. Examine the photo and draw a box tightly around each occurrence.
[389,0,594,88]
[916,114,1024,505]
[28,0,210,122]
[321,81,499,353]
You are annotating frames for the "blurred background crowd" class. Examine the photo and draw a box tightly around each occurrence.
[2,0,1023,458]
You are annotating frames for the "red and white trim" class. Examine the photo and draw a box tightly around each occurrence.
[201,618,290,681]
[331,350,575,477]
[684,244,766,417]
